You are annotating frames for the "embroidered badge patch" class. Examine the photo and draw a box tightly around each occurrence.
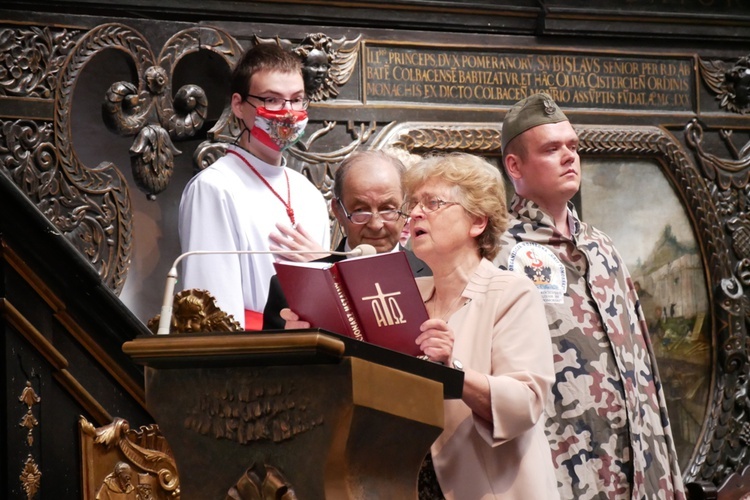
[507,242,567,304]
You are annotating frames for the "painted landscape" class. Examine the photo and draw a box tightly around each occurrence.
[580,159,710,468]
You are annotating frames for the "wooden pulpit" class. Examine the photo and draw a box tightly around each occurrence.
[123,330,463,499]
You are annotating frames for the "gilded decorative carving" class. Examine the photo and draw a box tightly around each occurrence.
[0,26,80,98]
[17,380,41,498]
[184,379,323,444]
[226,463,297,500]
[146,289,242,334]
[95,462,139,499]
[80,416,179,499]
[699,54,750,114]
[19,455,41,500]
[18,381,40,446]
[254,33,361,102]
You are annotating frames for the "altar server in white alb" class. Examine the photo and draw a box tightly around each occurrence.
[178,43,330,330]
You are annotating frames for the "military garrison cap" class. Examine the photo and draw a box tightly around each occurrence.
[501,93,569,151]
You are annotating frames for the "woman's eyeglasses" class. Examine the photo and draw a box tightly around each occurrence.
[404,196,460,214]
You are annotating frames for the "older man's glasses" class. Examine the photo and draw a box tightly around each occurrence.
[338,200,405,225]
[404,196,460,214]
[245,94,310,111]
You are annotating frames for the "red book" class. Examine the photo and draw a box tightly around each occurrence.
[273,252,429,357]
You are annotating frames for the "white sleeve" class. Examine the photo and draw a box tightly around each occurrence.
[178,174,247,328]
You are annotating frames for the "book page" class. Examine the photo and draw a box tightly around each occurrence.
[274,261,332,269]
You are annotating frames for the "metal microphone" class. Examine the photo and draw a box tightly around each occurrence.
[156,244,377,335]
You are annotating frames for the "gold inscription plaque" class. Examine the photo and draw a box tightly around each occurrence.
[364,43,694,111]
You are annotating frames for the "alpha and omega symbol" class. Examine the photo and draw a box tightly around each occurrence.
[361,283,406,327]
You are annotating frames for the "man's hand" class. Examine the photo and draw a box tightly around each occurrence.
[269,222,327,262]
[280,308,311,329]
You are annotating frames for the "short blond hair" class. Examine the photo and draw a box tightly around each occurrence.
[402,152,507,260]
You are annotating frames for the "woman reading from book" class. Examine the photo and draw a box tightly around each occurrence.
[281,152,559,499]
[403,152,558,499]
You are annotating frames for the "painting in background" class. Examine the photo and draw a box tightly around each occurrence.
[580,159,710,468]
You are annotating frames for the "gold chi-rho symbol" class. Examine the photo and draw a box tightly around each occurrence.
[362,283,406,327]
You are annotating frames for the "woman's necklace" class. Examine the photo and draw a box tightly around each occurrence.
[428,293,467,322]
[227,149,296,227]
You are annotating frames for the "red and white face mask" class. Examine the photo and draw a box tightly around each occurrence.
[250,107,308,151]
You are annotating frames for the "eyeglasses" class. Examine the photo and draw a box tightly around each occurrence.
[338,199,405,225]
[245,94,310,111]
[404,196,460,214]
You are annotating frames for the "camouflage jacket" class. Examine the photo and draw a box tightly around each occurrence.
[496,196,685,500]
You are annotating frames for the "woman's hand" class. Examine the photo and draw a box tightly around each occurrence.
[418,319,492,421]
[415,318,455,364]
[280,308,311,329]
[269,223,327,262]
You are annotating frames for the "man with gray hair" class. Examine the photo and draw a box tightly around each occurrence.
[495,93,685,499]
[263,149,431,329]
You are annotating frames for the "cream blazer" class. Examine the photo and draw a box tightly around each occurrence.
[417,259,560,500]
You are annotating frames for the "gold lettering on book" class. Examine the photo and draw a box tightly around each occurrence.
[362,283,406,327]
[334,280,362,340]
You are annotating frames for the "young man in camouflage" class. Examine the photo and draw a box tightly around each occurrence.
[496,93,685,499]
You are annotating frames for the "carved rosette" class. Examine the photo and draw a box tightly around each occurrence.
[19,455,41,500]
[0,26,80,98]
